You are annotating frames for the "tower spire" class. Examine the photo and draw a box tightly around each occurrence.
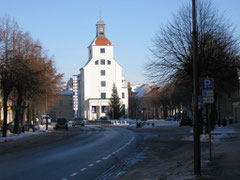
[96,12,105,37]
[99,9,102,20]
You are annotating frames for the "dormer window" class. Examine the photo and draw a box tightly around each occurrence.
[107,60,111,65]
[95,60,99,65]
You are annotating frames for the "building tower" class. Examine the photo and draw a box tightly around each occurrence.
[78,18,128,120]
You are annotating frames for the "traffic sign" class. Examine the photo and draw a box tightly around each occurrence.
[202,97,214,104]
[202,90,214,97]
[11,105,27,110]
[202,78,214,90]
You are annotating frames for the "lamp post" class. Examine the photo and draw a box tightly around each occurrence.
[192,0,201,175]
[46,94,48,130]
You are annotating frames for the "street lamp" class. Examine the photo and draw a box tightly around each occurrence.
[192,0,201,176]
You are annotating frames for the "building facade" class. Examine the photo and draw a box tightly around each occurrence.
[78,18,128,120]
[49,90,74,121]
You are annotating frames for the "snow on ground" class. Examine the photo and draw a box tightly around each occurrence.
[0,123,56,143]
[183,124,240,143]
[119,119,179,127]
[0,130,45,143]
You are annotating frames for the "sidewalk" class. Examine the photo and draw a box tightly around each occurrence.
[198,123,240,180]
[119,123,240,180]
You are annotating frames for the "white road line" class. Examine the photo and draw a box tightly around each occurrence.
[61,178,67,180]
[102,156,108,160]
[112,152,116,155]
[70,172,78,177]
[80,168,87,172]
[96,160,101,163]
[88,164,94,167]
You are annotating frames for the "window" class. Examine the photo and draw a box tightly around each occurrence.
[101,93,106,99]
[95,60,99,65]
[122,92,125,99]
[101,81,106,87]
[58,100,63,107]
[100,59,105,65]
[100,70,105,76]
[92,106,96,113]
[100,48,105,53]
[107,60,111,65]
[101,106,107,113]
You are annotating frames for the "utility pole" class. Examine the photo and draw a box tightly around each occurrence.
[46,94,48,131]
[192,0,201,175]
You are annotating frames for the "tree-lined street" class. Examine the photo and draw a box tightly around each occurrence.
[1,122,240,180]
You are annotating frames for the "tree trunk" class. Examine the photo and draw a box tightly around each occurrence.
[2,94,9,137]
[14,90,23,134]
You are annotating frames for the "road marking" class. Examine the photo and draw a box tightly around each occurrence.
[80,168,87,172]
[70,172,78,176]
[60,136,135,180]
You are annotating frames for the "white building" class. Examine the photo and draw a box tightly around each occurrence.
[78,18,128,120]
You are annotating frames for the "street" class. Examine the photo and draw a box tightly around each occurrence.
[1,123,239,180]
[0,126,137,180]
[0,123,192,180]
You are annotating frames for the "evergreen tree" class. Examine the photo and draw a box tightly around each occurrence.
[109,83,122,119]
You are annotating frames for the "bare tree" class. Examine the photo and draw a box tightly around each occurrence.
[145,0,239,93]
[0,16,20,137]
[0,16,64,136]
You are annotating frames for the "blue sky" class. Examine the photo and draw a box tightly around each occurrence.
[0,0,239,85]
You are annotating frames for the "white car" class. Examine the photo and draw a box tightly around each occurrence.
[41,115,52,124]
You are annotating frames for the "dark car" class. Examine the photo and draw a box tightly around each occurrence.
[23,123,38,132]
[6,122,22,133]
[5,122,38,133]
[72,117,85,127]
[179,117,192,127]
[56,117,68,130]
[166,116,175,121]
[99,116,109,121]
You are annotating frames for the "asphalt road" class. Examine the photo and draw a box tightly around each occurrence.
[0,126,137,180]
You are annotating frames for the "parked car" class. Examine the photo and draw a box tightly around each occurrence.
[55,117,68,130]
[24,123,38,132]
[99,116,109,121]
[72,117,85,127]
[179,117,192,127]
[23,123,38,132]
[5,122,22,133]
[166,116,175,121]
[4,122,38,133]
[40,114,51,125]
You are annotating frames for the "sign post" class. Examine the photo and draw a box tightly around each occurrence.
[202,77,214,161]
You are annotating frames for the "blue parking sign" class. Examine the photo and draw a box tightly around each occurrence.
[202,78,214,90]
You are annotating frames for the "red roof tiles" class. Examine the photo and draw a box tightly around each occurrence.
[95,37,112,45]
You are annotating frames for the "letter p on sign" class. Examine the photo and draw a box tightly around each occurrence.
[202,78,214,90]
